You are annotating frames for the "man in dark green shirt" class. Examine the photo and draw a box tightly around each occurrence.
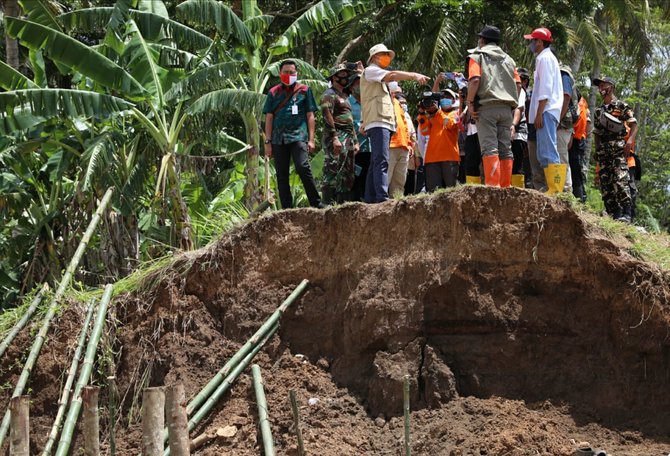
[263,60,323,209]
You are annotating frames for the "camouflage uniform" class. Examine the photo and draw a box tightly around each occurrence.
[320,86,358,203]
[593,99,635,218]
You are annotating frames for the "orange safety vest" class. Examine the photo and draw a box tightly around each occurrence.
[573,97,589,140]
[624,124,636,168]
[420,110,460,163]
[390,98,411,150]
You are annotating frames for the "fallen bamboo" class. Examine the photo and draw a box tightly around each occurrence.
[186,279,308,416]
[166,384,189,456]
[163,323,279,456]
[54,284,113,456]
[251,364,275,456]
[0,283,48,360]
[9,395,29,456]
[0,187,114,449]
[82,386,100,456]
[42,300,97,456]
[288,390,305,456]
[404,375,411,456]
[142,387,165,456]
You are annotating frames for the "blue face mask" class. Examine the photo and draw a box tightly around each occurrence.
[528,41,538,54]
[440,99,453,109]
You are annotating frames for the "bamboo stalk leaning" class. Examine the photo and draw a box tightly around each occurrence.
[0,187,114,449]
[82,386,100,456]
[0,283,48,360]
[9,395,29,456]
[54,284,113,456]
[252,364,275,456]
[289,389,305,456]
[42,300,97,456]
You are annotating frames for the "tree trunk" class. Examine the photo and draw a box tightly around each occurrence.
[82,386,100,456]
[142,387,165,456]
[9,396,29,456]
[243,114,262,210]
[571,45,585,75]
[3,0,20,69]
[165,152,194,250]
[166,384,190,456]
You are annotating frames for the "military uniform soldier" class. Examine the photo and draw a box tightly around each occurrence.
[592,76,638,222]
[320,63,360,204]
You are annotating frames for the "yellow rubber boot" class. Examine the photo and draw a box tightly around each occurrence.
[543,164,567,195]
[511,174,525,188]
[465,176,481,185]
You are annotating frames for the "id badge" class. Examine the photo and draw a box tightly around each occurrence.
[291,105,298,115]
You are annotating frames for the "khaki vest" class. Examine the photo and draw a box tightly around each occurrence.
[469,44,517,108]
[360,66,396,128]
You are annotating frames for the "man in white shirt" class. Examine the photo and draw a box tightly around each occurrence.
[361,44,429,203]
[524,27,566,194]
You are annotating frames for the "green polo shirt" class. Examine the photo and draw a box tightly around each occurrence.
[263,83,317,145]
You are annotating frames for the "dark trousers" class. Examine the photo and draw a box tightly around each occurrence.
[273,141,321,209]
[629,167,638,220]
[364,127,391,203]
[425,161,459,192]
[353,152,371,201]
[464,133,482,177]
[511,139,526,174]
[569,137,587,202]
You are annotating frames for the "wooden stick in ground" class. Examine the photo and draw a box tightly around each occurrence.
[82,386,100,456]
[403,374,411,456]
[166,384,190,456]
[288,389,305,456]
[55,284,113,456]
[142,387,165,456]
[108,376,118,456]
[9,395,29,456]
[0,283,48,360]
[42,300,97,456]
[0,187,114,450]
[251,364,275,456]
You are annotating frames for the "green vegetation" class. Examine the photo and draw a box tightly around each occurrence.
[0,0,669,310]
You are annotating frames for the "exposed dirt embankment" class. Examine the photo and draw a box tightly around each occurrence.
[2,187,669,455]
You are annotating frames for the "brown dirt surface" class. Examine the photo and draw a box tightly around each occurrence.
[2,187,670,456]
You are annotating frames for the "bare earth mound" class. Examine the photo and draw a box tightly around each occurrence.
[2,187,670,455]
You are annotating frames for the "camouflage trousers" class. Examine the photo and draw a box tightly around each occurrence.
[322,132,356,203]
[595,140,631,216]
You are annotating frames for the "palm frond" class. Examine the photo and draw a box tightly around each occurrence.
[0,60,38,90]
[0,89,134,135]
[176,0,255,49]
[82,134,115,191]
[164,61,243,103]
[59,8,213,52]
[5,17,147,100]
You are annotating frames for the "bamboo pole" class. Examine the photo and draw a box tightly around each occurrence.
[0,283,48,360]
[185,280,308,416]
[82,386,100,456]
[9,396,29,456]
[251,365,275,456]
[107,375,117,456]
[54,284,113,456]
[166,384,189,456]
[288,390,304,456]
[403,375,411,456]
[163,323,279,456]
[0,187,114,449]
[42,300,97,456]
[142,387,165,456]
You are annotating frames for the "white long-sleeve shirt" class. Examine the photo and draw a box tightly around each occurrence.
[528,48,563,123]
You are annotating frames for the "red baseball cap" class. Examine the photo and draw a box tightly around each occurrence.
[524,27,552,42]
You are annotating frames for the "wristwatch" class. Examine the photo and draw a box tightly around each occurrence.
[264,139,271,144]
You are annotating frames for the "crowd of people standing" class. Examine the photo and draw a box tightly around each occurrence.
[262,25,640,223]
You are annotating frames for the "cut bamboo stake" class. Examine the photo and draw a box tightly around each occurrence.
[142,387,165,456]
[186,279,308,416]
[0,187,114,449]
[0,283,48,360]
[9,395,29,456]
[42,300,97,456]
[54,284,113,456]
[403,375,411,456]
[252,365,275,456]
[288,390,305,456]
[82,386,100,456]
[166,384,189,456]
[164,323,279,456]
[108,375,117,456]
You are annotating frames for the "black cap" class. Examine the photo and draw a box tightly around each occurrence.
[478,25,501,42]
[517,67,530,79]
[592,76,615,87]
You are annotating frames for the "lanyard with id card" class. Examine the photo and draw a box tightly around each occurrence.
[291,103,298,115]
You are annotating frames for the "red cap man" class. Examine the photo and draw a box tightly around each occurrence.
[524,27,552,42]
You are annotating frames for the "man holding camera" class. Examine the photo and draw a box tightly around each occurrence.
[592,76,637,222]
[465,25,519,187]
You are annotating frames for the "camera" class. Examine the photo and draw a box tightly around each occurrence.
[420,91,441,108]
[345,61,360,72]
